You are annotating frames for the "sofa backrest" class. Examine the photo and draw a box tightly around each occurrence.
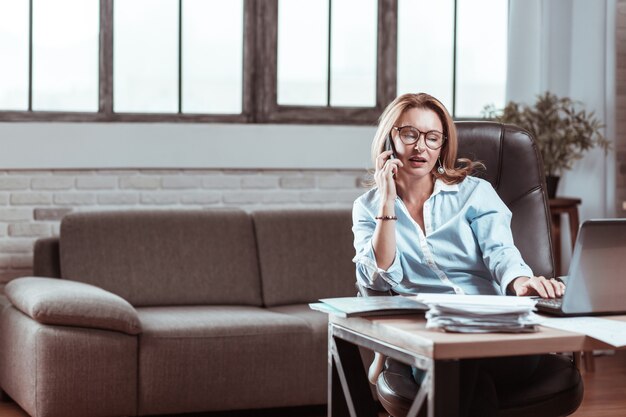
[253,209,357,307]
[59,209,263,307]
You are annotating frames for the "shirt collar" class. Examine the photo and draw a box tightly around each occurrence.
[432,178,459,197]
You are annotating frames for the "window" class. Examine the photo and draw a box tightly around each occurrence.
[0,0,508,123]
[114,0,179,113]
[329,0,378,107]
[277,0,330,106]
[276,0,377,107]
[455,0,508,117]
[113,0,244,114]
[0,0,29,110]
[397,0,454,109]
[397,0,508,117]
[182,0,243,114]
[0,0,99,112]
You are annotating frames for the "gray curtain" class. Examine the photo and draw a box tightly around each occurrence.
[506,0,616,267]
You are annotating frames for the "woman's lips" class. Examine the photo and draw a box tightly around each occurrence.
[408,156,428,167]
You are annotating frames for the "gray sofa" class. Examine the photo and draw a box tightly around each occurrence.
[0,209,357,417]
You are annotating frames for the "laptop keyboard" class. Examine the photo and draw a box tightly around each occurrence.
[536,298,563,309]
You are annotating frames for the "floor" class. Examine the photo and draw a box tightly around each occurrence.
[572,350,626,416]
[0,403,329,417]
[0,351,625,416]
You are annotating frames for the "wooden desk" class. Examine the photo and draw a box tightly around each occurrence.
[549,197,581,277]
[328,314,625,417]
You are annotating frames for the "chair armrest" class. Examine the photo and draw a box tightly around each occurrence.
[5,277,141,335]
[355,282,396,384]
[356,282,395,297]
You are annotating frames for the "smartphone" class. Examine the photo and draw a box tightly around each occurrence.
[384,134,397,159]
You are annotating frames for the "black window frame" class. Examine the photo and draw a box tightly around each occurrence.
[0,0,503,125]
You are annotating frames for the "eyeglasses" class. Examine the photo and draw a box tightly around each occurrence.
[392,126,446,150]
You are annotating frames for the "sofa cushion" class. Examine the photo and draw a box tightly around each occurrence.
[267,303,329,346]
[59,209,263,307]
[5,277,141,335]
[135,305,327,415]
[253,209,357,307]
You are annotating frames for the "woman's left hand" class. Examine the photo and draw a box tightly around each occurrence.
[510,276,565,298]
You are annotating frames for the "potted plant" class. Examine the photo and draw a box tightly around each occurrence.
[483,92,610,198]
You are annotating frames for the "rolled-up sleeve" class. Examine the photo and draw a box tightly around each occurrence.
[352,199,403,291]
[468,183,534,294]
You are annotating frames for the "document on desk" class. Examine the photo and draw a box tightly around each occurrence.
[415,294,536,313]
[310,296,428,318]
[539,317,626,347]
[414,294,539,333]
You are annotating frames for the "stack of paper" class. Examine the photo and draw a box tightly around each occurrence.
[415,294,540,333]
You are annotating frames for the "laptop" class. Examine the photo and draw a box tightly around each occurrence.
[535,219,626,316]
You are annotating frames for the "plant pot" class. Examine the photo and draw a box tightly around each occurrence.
[546,175,560,199]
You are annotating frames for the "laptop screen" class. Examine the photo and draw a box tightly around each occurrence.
[563,219,626,315]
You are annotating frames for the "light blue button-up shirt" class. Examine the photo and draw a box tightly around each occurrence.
[352,176,533,295]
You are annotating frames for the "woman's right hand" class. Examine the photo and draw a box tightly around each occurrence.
[375,150,403,204]
[372,150,402,270]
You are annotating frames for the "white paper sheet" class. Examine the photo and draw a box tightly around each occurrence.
[539,316,626,347]
[414,293,536,314]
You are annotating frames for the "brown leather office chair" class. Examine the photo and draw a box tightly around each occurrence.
[361,122,584,417]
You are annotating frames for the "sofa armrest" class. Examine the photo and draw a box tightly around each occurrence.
[33,237,61,278]
[5,277,141,335]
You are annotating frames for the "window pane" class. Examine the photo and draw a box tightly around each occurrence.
[182,0,243,114]
[277,0,329,106]
[397,0,454,111]
[0,0,29,110]
[456,0,508,117]
[330,0,377,107]
[32,0,99,112]
[114,0,178,113]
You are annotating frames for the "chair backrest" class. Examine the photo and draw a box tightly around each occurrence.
[455,121,555,278]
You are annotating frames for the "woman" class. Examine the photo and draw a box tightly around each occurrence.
[353,92,563,298]
[352,93,564,416]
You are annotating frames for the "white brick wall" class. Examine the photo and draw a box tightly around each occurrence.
[76,176,117,190]
[31,176,74,190]
[0,168,369,284]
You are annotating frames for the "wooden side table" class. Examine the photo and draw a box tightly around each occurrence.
[548,197,581,277]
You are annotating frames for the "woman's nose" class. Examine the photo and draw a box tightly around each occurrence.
[414,138,426,153]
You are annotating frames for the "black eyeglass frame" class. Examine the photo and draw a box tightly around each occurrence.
[391,126,447,150]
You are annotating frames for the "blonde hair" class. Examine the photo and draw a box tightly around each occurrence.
[370,93,482,185]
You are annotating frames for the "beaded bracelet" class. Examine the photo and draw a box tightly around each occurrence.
[375,215,398,221]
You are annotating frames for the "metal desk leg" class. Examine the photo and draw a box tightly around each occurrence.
[430,360,460,417]
[328,335,378,417]
[329,356,351,417]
